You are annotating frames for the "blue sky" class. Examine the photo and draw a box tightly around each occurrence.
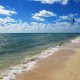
[0,0,80,33]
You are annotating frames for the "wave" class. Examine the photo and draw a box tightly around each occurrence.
[1,36,80,80]
[71,37,80,44]
[1,46,60,80]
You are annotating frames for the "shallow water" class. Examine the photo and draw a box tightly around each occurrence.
[0,33,80,70]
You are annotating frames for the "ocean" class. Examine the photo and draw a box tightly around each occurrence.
[0,33,80,71]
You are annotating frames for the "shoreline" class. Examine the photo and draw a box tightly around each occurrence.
[0,36,80,80]
[15,49,76,80]
[15,37,80,80]
[0,46,60,80]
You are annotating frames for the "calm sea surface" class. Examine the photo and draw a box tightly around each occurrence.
[0,33,80,70]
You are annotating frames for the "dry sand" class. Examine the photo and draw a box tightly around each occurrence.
[15,48,77,80]
[54,48,80,80]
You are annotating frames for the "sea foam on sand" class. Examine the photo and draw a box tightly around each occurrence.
[1,37,80,80]
[71,37,80,44]
[1,46,60,80]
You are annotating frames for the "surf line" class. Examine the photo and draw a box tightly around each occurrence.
[2,46,60,80]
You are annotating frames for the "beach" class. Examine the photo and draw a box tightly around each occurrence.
[0,0,80,79]
[14,37,80,80]
[54,48,80,80]
[0,34,80,80]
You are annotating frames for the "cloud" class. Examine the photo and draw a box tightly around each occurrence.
[0,13,80,33]
[32,16,45,21]
[54,22,71,27]
[0,17,80,33]
[52,21,80,33]
[0,5,17,16]
[0,17,16,25]
[59,14,78,20]
[0,19,29,33]
[30,0,69,5]
[32,10,57,21]
[75,18,80,23]
[59,16,69,20]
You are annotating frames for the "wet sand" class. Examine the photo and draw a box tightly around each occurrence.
[14,36,80,80]
[15,48,76,80]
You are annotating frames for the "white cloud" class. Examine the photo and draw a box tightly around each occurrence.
[32,16,45,21]
[54,22,71,27]
[0,19,30,33]
[0,5,17,16]
[61,0,69,5]
[32,10,57,21]
[76,18,80,23]
[0,17,16,25]
[4,17,16,23]
[30,22,46,30]
[30,0,69,5]
[59,16,69,20]
[59,14,78,20]
[0,17,80,33]
[52,21,80,33]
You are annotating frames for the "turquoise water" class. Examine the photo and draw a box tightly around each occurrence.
[0,33,80,70]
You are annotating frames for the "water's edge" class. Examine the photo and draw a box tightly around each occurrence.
[0,36,80,80]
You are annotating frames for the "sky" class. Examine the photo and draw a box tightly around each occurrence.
[0,0,80,33]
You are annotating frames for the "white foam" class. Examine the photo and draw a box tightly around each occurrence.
[1,46,60,80]
[2,61,36,80]
[71,37,80,44]
[38,46,59,59]
[21,61,37,71]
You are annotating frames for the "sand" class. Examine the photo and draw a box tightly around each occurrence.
[54,48,80,80]
[15,48,76,80]
[14,37,80,80]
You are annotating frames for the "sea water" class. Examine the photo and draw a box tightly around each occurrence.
[0,33,80,71]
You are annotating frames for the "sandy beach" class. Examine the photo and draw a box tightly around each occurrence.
[0,37,80,80]
[0,0,80,79]
[15,39,80,80]
[54,48,80,80]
